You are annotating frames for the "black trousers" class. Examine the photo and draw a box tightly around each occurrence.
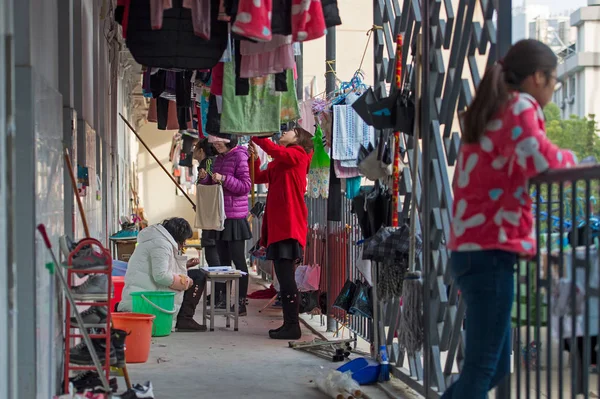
[204,245,220,267]
[274,258,297,297]
[215,240,249,299]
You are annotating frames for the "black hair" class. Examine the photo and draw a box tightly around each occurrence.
[195,138,216,157]
[462,39,557,144]
[225,135,239,149]
[161,217,193,245]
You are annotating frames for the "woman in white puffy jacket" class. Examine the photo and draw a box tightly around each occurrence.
[117,218,207,332]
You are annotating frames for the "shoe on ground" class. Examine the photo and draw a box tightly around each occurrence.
[69,370,118,393]
[269,323,301,340]
[230,300,247,317]
[70,306,108,327]
[132,381,154,398]
[72,275,110,301]
[176,317,207,332]
[69,339,117,366]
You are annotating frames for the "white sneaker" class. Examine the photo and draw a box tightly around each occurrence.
[132,381,154,398]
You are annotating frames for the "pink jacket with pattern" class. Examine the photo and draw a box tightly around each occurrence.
[448,92,577,257]
[200,146,251,220]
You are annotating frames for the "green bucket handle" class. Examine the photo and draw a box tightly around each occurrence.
[141,294,177,315]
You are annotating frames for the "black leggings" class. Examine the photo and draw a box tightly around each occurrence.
[203,245,221,267]
[216,240,249,299]
[274,258,297,297]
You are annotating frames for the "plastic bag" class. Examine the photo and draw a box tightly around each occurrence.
[185,0,212,40]
[296,264,321,292]
[349,281,373,319]
[333,280,356,312]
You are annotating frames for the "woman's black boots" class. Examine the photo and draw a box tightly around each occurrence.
[176,282,207,332]
[269,293,301,340]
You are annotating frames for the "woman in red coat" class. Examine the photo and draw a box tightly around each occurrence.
[248,125,314,339]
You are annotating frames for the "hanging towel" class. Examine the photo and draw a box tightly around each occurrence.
[221,62,299,135]
[332,105,375,164]
[195,184,226,231]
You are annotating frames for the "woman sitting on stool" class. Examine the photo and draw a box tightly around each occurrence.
[118,217,207,332]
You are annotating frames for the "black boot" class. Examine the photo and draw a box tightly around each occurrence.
[176,282,207,332]
[269,293,301,340]
[111,328,128,367]
[230,297,247,316]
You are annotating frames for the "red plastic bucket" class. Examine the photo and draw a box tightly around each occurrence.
[110,276,125,311]
[112,313,156,363]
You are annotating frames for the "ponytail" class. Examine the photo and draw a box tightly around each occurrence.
[462,63,509,144]
[462,39,558,144]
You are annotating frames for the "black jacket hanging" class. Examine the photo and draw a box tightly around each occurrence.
[124,0,228,70]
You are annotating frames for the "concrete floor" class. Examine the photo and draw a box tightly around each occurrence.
[125,278,391,399]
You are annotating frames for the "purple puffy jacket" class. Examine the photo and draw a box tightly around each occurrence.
[200,146,250,219]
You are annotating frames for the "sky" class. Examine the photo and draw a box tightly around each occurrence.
[523,0,588,13]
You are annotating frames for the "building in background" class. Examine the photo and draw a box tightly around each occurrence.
[553,1,600,119]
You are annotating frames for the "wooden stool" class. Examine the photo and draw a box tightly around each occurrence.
[201,271,242,331]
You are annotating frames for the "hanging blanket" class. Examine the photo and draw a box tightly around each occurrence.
[332,105,374,165]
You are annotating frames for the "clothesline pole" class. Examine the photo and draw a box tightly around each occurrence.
[119,113,196,211]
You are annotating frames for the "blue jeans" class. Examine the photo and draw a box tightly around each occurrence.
[441,250,516,399]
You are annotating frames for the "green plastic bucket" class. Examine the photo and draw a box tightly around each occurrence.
[131,291,176,337]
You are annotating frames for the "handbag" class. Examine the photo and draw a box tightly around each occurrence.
[351,87,376,125]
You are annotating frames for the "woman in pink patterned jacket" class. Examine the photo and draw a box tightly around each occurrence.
[443,39,577,398]
[199,133,252,315]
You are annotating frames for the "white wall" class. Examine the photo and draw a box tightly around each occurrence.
[302,0,374,93]
[137,123,197,227]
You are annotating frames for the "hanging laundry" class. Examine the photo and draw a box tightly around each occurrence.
[239,35,295,78]
[307,126,330,199]
[231,0,274,41]
[220,62,299,135]
[148,0,212,39]
[333,161,360,179]
[321,0,342,28]
[118,0,228,69]
[332,105,375,167]
[298,99,316,135]
[291,0,327,42]
[280,69,301,123]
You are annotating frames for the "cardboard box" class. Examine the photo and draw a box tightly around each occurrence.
[115,241,137,262]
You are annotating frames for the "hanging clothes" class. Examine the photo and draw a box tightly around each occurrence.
[307,126,330,199]
[220,63,299,135]
[240,36,295,78]
[332,104,375,167]
[120,0,228,70]
[298,99,316,135]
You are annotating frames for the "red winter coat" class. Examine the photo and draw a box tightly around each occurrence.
[250,137,312,249]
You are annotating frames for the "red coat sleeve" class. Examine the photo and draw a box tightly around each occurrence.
[249,156,269,184]
[251,136,305,166]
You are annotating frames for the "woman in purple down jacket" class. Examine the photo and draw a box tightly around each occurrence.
[199,133,252,315]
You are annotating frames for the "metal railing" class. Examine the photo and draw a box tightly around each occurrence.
[510,165,600,398]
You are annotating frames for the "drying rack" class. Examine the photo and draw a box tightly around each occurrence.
[63,238,114,394]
